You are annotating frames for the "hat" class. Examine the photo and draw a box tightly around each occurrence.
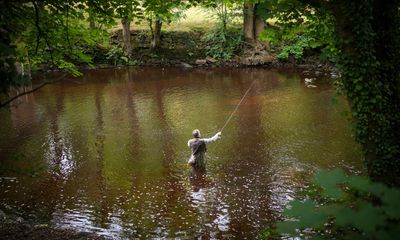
[192,129,201,138]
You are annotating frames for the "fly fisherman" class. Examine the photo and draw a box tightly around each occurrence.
[187,129,221,170]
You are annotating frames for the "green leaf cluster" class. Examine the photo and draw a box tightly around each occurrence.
[258,1,337,61]
[105,44,138,66]
[202,26,243,61]
[332,1,400,184]
[275,169,400,239]
[258,0,400,184]
[23,7,112,75]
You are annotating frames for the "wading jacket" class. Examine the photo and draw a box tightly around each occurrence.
[187,132,221,169]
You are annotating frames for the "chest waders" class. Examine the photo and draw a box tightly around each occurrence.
[190,139,207,169]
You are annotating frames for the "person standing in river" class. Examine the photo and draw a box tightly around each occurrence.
[187,129,221,170]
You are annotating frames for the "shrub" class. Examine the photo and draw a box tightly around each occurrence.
[202,27,243,61]
[105,44,138,66]
[274,169,400,239]
[259,7,337,61]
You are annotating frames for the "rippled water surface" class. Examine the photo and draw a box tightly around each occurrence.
[0,68,362,239]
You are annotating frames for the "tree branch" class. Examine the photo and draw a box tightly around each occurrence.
[32,0,55,65]
[65,3,72,50]
[0,73,68,108]
[297,0,334,10]
[32,0,42,54]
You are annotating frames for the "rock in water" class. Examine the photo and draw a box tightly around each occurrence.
[304,78,315,83]
[195,59,207,65]
[0,209,6,220]
[205,57,217,63]
[180,62,193,68]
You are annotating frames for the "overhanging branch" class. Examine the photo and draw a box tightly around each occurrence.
[0,73,68,108]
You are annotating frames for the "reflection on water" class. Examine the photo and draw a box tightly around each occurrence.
[0,67,362,238]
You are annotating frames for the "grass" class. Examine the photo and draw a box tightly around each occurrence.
[112,7,236,33]
[163,7,218,31]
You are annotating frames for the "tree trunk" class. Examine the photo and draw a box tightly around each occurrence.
[372,0,400,105]
[37,1,44,11]
[244,3,267,50]
[368,0,400,185]
[254,15,265,41]
[243,2,255,46]
[88,11,96,28]
[331,0,400,185]
[121,16,131,57]
[89,20,96,29]
[254,4,267,50]
[151,18,162,50]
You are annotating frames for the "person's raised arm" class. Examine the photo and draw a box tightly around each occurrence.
[203,132,222,144]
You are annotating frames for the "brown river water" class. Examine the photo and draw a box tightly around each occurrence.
[0,67,362,239]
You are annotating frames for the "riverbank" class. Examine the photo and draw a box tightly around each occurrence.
[90,29,339,79]
[90,54,338,79]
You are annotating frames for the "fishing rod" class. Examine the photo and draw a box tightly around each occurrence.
[219,79,257,133]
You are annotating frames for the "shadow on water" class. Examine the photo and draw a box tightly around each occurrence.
[0,67,363,239]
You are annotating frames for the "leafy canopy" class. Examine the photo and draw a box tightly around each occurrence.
[275,169,400,239]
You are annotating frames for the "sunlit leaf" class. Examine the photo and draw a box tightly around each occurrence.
[367,182,389,196]
[341,233,368,240]
[385,223,400,239]
[276,221,300,235]
[284,199,315,218]
[375,229,397,240]
[314,168,347,188]
[381,189,400,219]
[298,211,328,229]
[309,236,324,240]
[347,175,371,192]
[351,203,386,233]
[323,186,344,199]
[284,200,328,229]
[334,206,356,227]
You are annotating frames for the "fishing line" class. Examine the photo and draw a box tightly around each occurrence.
[219,79,257,132]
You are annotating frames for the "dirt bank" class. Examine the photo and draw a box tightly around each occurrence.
[102,29,339,78]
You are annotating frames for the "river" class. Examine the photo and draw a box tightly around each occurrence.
[0,67,362,239]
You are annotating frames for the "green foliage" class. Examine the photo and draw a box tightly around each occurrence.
[201,0,243,61]
[105,44,138,66]
[0,1,115,93]
[276,35,314,59]
[143,0,187,21]
[276,169,400,239]
[332,1,400,184]
[258,2,337,61]
[106,44,125,66]
[20,12,110,76]
[259,0,400,184]
[259,228,279,240]
[0,1,33,93]
[202,26,243,60]
[207,0,242,30]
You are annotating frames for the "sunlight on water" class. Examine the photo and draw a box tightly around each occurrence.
[0,67,362,238]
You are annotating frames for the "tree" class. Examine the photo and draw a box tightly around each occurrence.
[274,169,400,239]
[113,0,142,58]
[243,1,267,49]
[143,0,186,50]
[292,0,400,185]
[0,0,31,95]
[256,0,399,185]
[200,0,244,60]
[0,0,115,98]
[257,0,337,60]
[121,16,132,56]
